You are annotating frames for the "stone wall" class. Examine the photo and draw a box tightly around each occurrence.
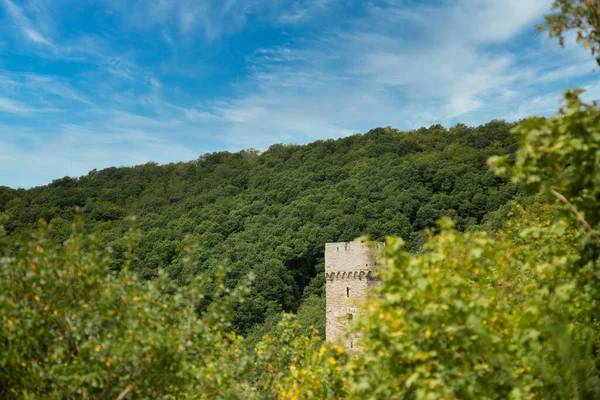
[324,241,384,348]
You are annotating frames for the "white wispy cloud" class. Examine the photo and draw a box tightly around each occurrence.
[0,96,59,114]
[104,0,255,41]
[246,46,307,64]
[0,97,37,114]
[0,72,92,111]
[201,0,594,144]
[103,0,340,43]
[1,0,54,48]
[26,75,92,105]
[0,124,198,188]
[274,0,338,24]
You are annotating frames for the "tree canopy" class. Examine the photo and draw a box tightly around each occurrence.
[0,121,520,336]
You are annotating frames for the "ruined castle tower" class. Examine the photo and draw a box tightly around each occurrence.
[324,241,384,348]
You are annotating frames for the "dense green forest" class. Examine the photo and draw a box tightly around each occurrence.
[0,122,520,337]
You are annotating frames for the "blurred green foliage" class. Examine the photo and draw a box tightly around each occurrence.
[0,217,258,398]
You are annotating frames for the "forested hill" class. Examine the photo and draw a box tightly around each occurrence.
[0,121,520,336]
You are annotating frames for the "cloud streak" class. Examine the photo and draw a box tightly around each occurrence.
[1,0,54,48]
[204,0,594,138]
[0,124,198,188]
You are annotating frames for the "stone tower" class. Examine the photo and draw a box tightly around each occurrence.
[324,241,384,348]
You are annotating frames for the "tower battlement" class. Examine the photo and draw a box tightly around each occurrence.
[325,242,384,272]
[325,241,384,347]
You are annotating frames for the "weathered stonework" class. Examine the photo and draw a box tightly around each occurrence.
[324,241,384,348]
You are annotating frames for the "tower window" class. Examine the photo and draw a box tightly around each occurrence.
[346,287,350,298]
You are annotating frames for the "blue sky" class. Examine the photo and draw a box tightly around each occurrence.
[0,0,597,188]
